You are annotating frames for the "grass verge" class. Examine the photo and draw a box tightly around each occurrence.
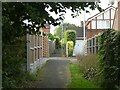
[67,62,100,88]
[22,65,46,88]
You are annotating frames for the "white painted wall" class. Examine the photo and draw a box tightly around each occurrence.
[73,40,85,56]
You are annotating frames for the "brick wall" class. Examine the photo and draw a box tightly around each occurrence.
[86,29,107,39]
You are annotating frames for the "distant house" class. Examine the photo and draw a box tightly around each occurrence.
[86,6,116,39]
[112,0,120,30]
[44,23,50,32]
[40,23,50,34]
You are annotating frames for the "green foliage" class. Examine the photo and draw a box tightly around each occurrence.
[98,29,120,89]
[67,63,99,88]
[2,2,102,43]
[2,2,102,44]
[76,54,102,85]
[54,23,80,39]
[60,38,65,46]
[2,39,26,88]
[54,36,61,49]
[2,2,102,87]
[77,54,98,73]
[47,32,54,41]
[64,30,76,46]
[67,41,74,57]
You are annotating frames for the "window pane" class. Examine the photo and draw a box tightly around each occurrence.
[92,20,96,29]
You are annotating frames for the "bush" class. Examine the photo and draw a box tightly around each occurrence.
[67,41,74,57]
[2,39,26,88]
[98,29,120,89]
[64,30,76,46]
[54,36,61,49]
[47,32,54,41]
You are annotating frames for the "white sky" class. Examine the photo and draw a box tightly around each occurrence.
[49,0,118,34]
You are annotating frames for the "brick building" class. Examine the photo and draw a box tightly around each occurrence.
[86,6,116,39]
[112,0,120,30]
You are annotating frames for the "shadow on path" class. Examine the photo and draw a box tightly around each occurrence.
[34,59,70,88]
[50,48,62,57]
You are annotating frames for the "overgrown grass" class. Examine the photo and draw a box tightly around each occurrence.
[76,54,103,87]
[77,54,99,73]
[67,62,100,88]
[23,67,45,88]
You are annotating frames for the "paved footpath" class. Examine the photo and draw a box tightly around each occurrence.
[34,59,72,88]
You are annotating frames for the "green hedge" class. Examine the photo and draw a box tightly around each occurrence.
[67,41,74,57]
[64,30,76,46]
[2,39,26,88]
[98,29,120,89]
[54,36,61,49]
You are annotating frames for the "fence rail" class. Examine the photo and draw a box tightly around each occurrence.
[27,34,49,72]
[87,33,101,54]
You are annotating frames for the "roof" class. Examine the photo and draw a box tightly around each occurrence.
[44,23,50,29]
[65,27,86,37]
[86,5,116,25]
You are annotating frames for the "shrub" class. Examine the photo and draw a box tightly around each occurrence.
[98,29,120,89]
[2,39,26,88]
[64,30,76,46]
[54,36,61,49]
[67,41,74,57]
[47,32,54,41]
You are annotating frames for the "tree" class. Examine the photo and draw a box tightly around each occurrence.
[2,2,102,87]
[54,23,80,39]
[2,2,102,44]
[47,32,54,41]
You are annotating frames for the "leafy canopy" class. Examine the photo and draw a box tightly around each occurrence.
[2,2,102,44]
[54,23,80,39]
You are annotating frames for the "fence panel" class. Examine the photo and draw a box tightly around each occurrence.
[49,41,55,56]
[87,34,100,54]
[28,34,49,72]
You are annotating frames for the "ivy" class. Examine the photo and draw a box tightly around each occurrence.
[98,29,120,89]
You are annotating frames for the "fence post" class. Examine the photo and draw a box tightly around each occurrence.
[66,43,68,57]
[26,29,30,71]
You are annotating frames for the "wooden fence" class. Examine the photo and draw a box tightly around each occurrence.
[27,34,49,72]
[86,34,101,54]
[49,40,55,56]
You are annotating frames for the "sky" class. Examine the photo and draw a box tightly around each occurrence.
[49,0,118,34]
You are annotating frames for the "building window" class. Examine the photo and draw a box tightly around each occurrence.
[92,21,96,29]
[97,20,110,29]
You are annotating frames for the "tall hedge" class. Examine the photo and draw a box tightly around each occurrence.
[54,36,61,49]
[67,41,74,57]
[64,30,76,46]
[98,29,120,89]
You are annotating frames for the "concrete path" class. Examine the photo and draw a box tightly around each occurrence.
[34,59,71,88]
[50,48,62,57]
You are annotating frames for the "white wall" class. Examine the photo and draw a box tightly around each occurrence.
[73,40,85,56]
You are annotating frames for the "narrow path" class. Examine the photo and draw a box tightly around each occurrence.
[34,59,70,88]
[51,48,62,57]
